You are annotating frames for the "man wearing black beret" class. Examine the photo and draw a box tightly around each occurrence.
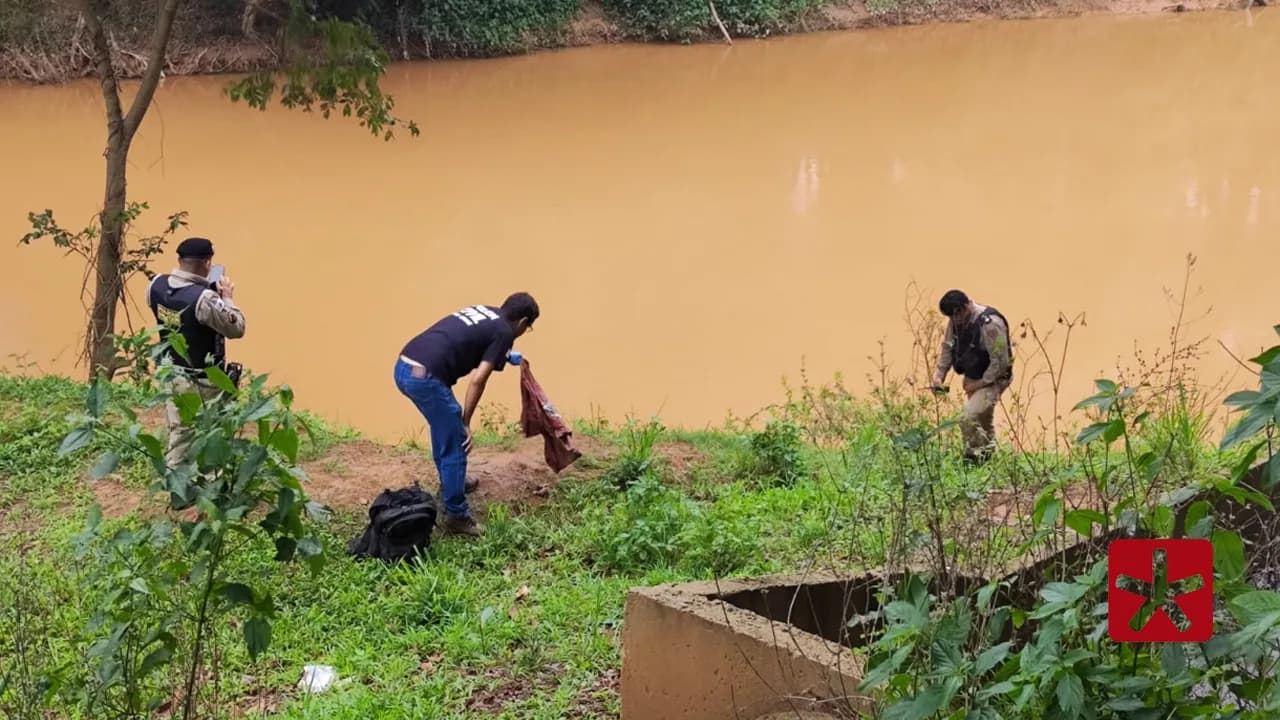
[147,237,247,468]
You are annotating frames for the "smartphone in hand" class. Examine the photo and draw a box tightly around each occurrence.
[208,264,225,287]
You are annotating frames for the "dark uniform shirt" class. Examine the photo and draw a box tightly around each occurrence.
[400,305,514,386]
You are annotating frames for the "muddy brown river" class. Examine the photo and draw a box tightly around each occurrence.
[1,10,1277,443]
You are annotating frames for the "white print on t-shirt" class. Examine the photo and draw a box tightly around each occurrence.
[453,305,500,326]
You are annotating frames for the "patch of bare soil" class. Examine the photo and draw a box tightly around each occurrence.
[567,1,623,44]
[567,669,620,719]
[93,478,152,518]
[301,434,611,513]
[465,665,562,713]
[657,441,703,475]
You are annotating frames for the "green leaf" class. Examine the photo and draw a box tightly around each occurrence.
[1102,418,1126,444]
[270,427,300,464]
[244,617,271,660]
[205,366,237,394]
[139,432,164,459]
[977,581,1000,611]
[1150,505,1174,538]
[1160,642,1187,677]
[129,578,149,594]
[1095,379,1118,394]
[884,600,927,629]
[1221,405,1274,450]
[236,446,268,492]
[1033,495,1062,532]
[858,645,911,691]
[59,426,94,457]
[1056,673,1084,719]
[1250,345,1280,366]
[298,536,325,572]
[168,333,190,362]
[298,537,322,557]
[1107,697,1147,712]
[89,451,120,480]
[1213,530,1246,582]
[1065,509,1105,538]
[1184,500,1212,536]
[930,637,963,675]
[1230,590,1280,625]
[1076,421,1112,445]
[200,434,231,468]
[1225,390,1261,408]
[138,647,173,677]
[1268,454,1280,489]
[883,684,946,720]
[87,379,108,417]
[243,396,277,423]
[976,681,1017,700]
[1228,611,1280,653]
[220,583,255,607]
[975,642,1012,674]
[1040,581,1087,605]
[172,392,202,425]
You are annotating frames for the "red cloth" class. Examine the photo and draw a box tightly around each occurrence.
[519,359,582,473]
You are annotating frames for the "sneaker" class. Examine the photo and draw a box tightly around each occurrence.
[465,476,480,493]
[441,513,484,537]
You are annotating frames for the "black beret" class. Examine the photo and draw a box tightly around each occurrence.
[176,237,214,259]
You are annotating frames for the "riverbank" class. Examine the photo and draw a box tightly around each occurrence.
[0,0,1248,83]
[2,320,1276,717]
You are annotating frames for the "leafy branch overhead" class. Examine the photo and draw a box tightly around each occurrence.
[227,2,420,140]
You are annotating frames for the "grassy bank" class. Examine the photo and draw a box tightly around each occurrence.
[0,0,1242,83]
[3,301,1279,718]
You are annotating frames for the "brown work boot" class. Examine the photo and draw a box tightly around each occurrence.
[464,476,479,493]
[441,513,484,537]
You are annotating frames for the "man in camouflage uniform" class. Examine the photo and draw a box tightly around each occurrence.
[930,289,1013,464]
[147,238,246,468]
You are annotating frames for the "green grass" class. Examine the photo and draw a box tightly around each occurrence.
[0,368,1239,719]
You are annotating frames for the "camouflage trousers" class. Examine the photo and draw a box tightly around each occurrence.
[165,375,221,468]
[961,377,1011,460]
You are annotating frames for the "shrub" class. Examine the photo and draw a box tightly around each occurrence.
[604,418,665,490]
[417,0,581,56]
[589,474,691,573]
[741,418,811,486]
[601,0,821,41]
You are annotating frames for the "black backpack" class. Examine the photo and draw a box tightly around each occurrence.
[347,484,438,562]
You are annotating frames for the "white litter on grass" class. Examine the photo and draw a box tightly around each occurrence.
[298,665,337,694]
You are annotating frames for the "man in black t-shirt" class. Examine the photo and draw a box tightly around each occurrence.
[394,292,540,537]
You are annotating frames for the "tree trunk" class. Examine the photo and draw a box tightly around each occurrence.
[88,137,129,377]
[78,0,182,380]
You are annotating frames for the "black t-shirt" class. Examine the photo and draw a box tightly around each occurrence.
[400,305,514,386]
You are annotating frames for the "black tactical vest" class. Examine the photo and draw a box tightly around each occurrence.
[951,306,1013,380]
[148,275,224,374]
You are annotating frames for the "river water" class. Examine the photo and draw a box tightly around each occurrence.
[1,9,1276,443]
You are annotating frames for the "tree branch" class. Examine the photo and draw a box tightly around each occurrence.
[76,0,126,129]
[708,0,733,45]
[123,0,182,141]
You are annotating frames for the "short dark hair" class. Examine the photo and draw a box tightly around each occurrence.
[500,292,540,326]
[939,289,970,317]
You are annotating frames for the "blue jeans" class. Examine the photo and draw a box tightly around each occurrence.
[394,358,469,517]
